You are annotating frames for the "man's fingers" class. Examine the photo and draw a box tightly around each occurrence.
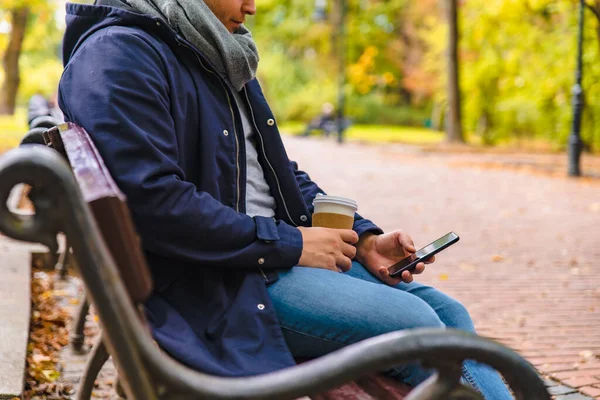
[342,242,357,259]
[401,270,414,283]
[336,255,352,272]
[398,233,415,250]
[424,255,435,264]
[378,266,402,286]
[412,263,426,275]
[401,239,416,253]
[339,229,359,244]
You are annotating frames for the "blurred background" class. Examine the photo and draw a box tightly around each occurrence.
[1,0,600,156]
[2,3,600,398]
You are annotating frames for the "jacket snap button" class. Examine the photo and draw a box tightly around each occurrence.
[267,119,275,126]
[156,21,161,26]
[300,215,308,222]
[258,258,265,265]
[223,130,229,136]
[257,304,265,310]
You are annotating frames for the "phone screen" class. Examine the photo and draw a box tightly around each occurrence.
[388,232,459,277]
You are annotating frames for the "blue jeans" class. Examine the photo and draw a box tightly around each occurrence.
[267,261,512,399]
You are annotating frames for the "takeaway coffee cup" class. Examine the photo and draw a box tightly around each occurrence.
[312,194,358,230]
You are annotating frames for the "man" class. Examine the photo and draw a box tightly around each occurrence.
[27,92,63,127]
[58,0,511,397]
[302,102,336,137]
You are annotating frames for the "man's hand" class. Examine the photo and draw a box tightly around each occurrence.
[356,231,435,285]
[297,227,359,272]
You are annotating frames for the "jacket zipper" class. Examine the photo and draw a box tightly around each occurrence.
[177,41,275,282]
[181,41,241,212]
[243,88,298,227]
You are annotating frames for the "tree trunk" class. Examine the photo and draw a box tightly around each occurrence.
[445,0,464,143]
[0,7,29,115]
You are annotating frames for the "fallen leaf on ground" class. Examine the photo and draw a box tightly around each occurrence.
[24,268,73,398]
[438,273,449,281]
[41,369,60,382]
[491,255,505,262]
[30,354,51,363]
[459,263,477,272]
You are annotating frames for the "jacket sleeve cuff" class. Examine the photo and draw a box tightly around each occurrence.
[254,217,303,269]
[353,217,384,238]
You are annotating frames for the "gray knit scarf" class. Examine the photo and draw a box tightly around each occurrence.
[126,0,258,90]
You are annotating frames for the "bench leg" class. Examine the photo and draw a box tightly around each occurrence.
[76,335,109,400]
[115,375,127,399]
[58,241,71,280]
[71,295,90,353]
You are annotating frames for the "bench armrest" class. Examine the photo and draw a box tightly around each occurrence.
[144,328,548,400]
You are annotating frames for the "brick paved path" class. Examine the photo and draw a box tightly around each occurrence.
[283,136,600,398]
[10,136,600,398]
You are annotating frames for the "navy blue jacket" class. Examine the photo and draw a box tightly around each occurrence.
[59,2,382,377]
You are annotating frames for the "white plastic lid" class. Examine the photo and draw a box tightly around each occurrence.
[313,194,358,212]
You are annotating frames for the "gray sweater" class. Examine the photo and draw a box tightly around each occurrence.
[228,85,277,218]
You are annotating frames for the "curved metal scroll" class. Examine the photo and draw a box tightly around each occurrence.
[0,146,157,399]
[0,146,550,400]
[29,115,61,130]
[151,328,549,400]
[20,128,48,146]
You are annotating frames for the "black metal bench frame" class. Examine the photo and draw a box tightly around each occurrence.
[0,122,550,400]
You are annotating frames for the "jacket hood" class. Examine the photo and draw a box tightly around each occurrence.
[62,0,168,65]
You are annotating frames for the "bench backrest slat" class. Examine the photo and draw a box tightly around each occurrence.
[44,123,153,303]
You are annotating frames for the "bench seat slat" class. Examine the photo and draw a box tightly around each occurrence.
[46,123,153,303]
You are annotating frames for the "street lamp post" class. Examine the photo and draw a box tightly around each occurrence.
[568,0,585,177]
[336,0,347,144]
[314,0,347,144]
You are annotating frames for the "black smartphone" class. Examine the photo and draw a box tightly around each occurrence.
[388,232,460,277]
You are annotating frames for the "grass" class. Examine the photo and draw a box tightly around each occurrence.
[280,121,445,145]
[0,108,28,154]
[2,114,445,154]
[280,121,597,155]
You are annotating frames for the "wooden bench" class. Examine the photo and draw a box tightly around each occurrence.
[0,122,550,400]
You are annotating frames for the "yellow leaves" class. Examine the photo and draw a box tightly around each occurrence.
[438,273,449,281]
[348,46,398,95]
[491,255,505,262]
[348,46,378,94]
[527,0,554,12]
[17,58,63,102]
[41,369,60,382]
[382,72,396,85]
